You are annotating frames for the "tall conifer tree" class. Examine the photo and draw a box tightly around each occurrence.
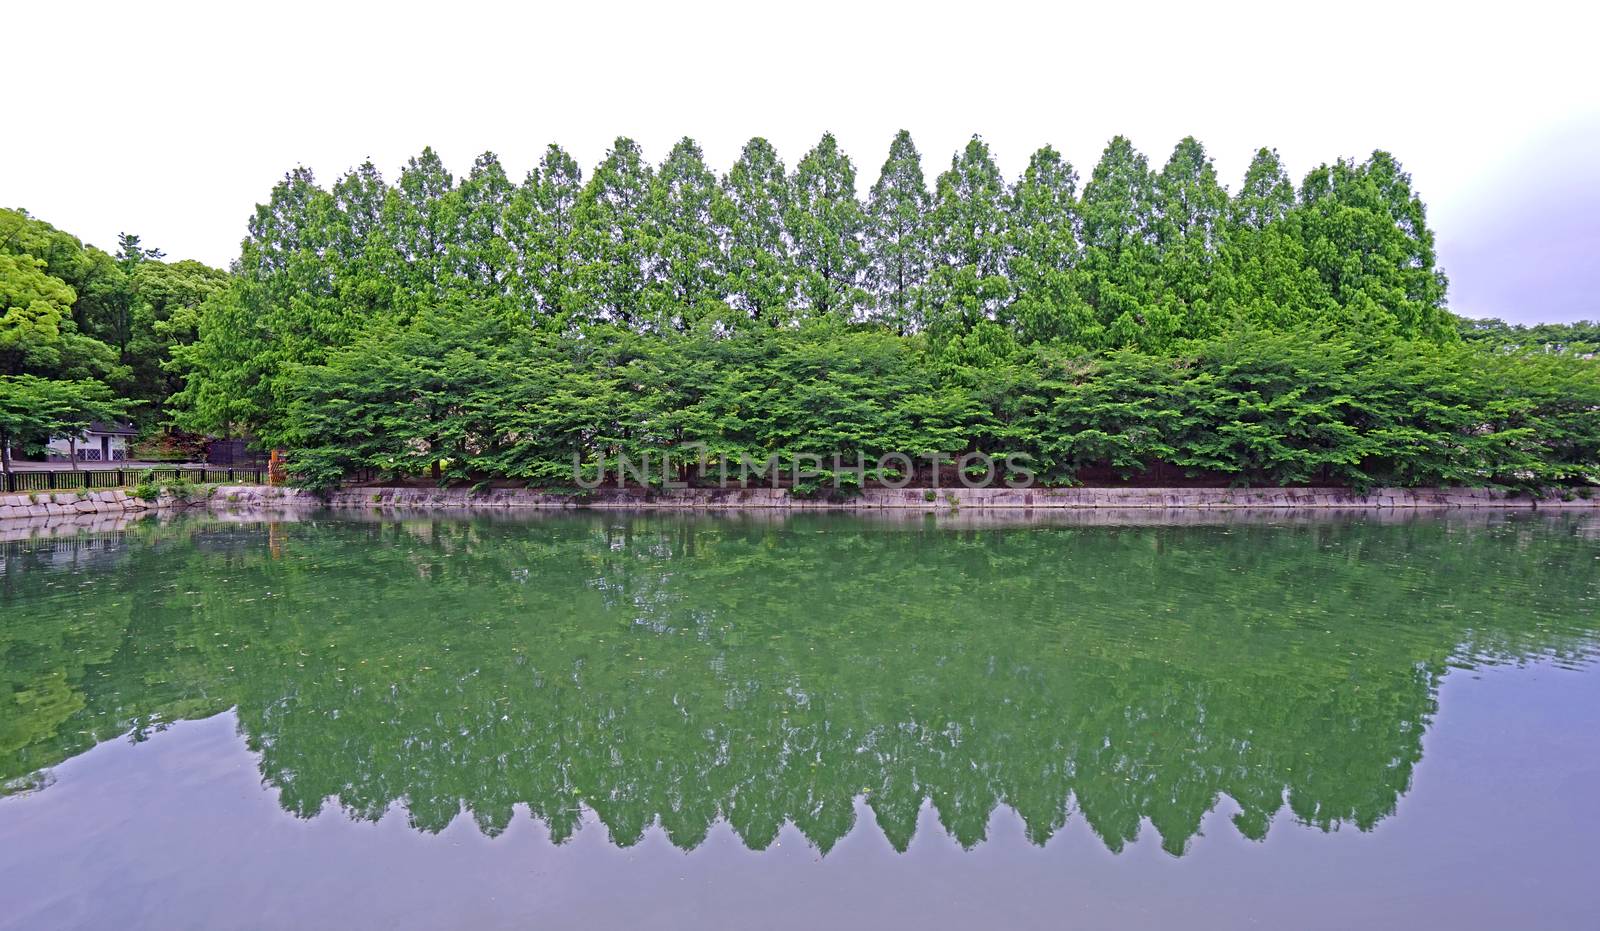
[507,144,583,327]
[1216,147,1331,329]
[1231,147,1296,231]
[453,152,516,306]
[328,162,389,268]
[385,148,456,299]
[787,133,867,319]
[1006,145,1094,345]
[648,137,726,329]
[864,130,931,331]
[1079,136,1163,347]
[1152,137,1228,336]
[572,137,654,328]
[926,135,1010,333]
[325,161,399,319]
[719,138,794,325]
[1297,151,1451,338]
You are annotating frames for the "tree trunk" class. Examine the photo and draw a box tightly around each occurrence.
[1,428,11,483]
[68,437,80,471]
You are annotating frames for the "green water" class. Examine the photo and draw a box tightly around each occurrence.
[2,510,1599,929]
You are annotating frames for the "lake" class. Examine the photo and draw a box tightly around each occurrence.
[2,510,1598,929]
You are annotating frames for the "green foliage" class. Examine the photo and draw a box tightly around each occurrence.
[1152,137,1228,338]
[0,252,79,376]
[0,374,127,474]
[1,207,220,433]
[129,468,204,501]
[130,469,159,500]
[507,144,583,324]
[141,133,1596,491]
[1296,152,1453,340]
[1001,332,1600,489]
[648,138,727,328]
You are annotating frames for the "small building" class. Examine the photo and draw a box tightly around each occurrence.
[46,421,137,463]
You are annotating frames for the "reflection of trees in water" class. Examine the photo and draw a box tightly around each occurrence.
[3,513,1598,855]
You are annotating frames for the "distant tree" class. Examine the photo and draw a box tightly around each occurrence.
[242,166,331,284]
[1230,147,1296,231]
[125,259,229,414]
[168,282,267,440]
[1457,317,1600,355]
[174,166,347,441]
[328,161,388,263]
[1,252,77,377]
[115,233,163,266]
[326,161,401,320]
[1217,148,1333,330]
[385,149,456,301]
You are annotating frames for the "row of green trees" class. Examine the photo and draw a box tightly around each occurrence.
[1458,317,1600,356]
[7,132,1594,489]
[173,134,1462,448]
[201,132,1452,340]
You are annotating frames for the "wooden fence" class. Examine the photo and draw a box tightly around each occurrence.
[2,467,268,494]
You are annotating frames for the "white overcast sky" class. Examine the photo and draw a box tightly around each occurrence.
[6,0,1596,323]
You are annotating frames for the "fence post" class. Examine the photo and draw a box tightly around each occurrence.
[47,471,55,491]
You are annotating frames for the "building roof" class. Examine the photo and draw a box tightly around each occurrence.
[85,421,138,436]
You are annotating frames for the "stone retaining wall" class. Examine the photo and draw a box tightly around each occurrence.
[0,488,183,521]
[0,484,314,526]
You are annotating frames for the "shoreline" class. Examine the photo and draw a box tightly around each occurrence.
[6,483,1599,530]
[320,484,1598,511]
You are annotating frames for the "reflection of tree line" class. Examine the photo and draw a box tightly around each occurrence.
[3,514,1598,854]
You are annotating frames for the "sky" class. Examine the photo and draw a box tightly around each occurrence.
[5,0,1596,324]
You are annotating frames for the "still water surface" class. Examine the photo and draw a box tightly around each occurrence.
[2,510,1598,929]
